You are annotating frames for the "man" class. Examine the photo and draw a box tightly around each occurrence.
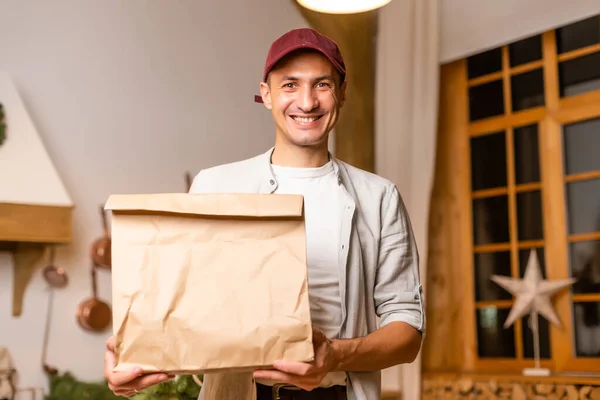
[104,28,425,400]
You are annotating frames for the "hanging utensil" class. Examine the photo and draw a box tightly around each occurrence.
[76,261,111,332]
[40,246,68,376]
[41,246,68,289]
[185,171,193,192]
[90,205,111,270]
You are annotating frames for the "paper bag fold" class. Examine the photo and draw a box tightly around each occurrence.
[105,193,314,374]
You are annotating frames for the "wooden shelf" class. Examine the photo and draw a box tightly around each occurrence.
[0,202,72,244]
[0,202,73,317]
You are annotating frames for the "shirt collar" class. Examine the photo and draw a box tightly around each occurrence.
[258,147,343,193]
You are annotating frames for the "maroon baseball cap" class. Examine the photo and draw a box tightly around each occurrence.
[255,28,346,103]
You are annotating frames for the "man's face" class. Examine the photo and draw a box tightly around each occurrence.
[259,50,346,149]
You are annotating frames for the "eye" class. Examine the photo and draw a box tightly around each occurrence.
[283,83,296,89]
[316,82,331,88]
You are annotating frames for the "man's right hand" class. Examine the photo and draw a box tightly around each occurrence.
[104,336,174,397]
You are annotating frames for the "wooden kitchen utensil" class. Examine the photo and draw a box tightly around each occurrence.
[76,261,111,332]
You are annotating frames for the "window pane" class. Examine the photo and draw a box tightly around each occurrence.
[514,124,540,185]
[509,35,543,67]
[563,117,600,175]
[477,307,516,358]
[471,131,507,191]
[522,313,551,359]
[511,69,545,111]
[556,16,600,54]
[474,251,512,302]
[558,51,600,97]
[519,248,546,279]
[569,240,600,294]
[565,178,600,235]
[469,80,505,121]
[573,302,600,357]
[467,47,502,79]
[516,190,544,241]
[473,195,510,245]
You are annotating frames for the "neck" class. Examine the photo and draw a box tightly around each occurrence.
[271,141,330,168]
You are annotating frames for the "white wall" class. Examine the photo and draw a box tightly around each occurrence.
[0,1,308,395]
[440,0,600,63]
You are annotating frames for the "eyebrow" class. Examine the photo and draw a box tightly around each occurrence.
[281,75,335,82]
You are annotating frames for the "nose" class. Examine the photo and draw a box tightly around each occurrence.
[296,85,319,112]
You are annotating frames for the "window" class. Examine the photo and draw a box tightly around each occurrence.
[429,15,600,374]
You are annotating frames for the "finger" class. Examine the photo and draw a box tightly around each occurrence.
[272,361,313,376]
[104,338,150,388]
[106,364,143,387]
[104,344,128,382]
[106,336,116,352]
[312,328,327,343]
[126,372,174,391]
[253,369,301,385]
[110,373,173,396]
[253,370,317,391]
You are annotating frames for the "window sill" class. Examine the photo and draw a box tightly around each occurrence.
[424,371,600,384]
[423,371,600,399]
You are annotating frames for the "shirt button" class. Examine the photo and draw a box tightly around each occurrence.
[341,245,345,250]
[269,179,275,185]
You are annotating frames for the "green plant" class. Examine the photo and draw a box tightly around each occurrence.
[132,375,202,400]
[44,370,202,400]
[45,371,120,400]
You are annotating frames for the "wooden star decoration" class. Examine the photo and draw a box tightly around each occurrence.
[491,249,576,329]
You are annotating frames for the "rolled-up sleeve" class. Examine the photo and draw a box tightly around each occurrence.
[374,184,425,335]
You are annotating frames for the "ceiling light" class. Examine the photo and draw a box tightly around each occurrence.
[297,0,392,14]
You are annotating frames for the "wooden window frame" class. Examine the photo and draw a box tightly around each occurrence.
[424,22,600,376]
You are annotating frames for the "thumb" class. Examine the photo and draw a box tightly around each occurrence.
[312,327,327,343]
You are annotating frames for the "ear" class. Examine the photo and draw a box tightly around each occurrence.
[259,81,273,110]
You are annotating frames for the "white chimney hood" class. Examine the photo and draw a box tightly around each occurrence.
[0,70,73,316]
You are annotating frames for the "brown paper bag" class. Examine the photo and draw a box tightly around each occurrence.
[104,192,314,374]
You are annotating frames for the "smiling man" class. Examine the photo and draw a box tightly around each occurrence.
[104,28,425,400]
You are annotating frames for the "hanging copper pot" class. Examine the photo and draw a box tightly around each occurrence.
[76,261,111,332]
[90,205,111,270]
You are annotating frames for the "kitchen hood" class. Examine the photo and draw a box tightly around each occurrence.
[0,70,73,316]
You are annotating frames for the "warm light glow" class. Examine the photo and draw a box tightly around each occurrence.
[297,0,391,14]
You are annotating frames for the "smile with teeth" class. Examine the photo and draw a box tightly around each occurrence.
[290,115,323,123]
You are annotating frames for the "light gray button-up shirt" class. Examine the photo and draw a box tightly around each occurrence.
[191,148,425,400]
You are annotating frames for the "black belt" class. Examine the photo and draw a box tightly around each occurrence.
[256,383,347,400]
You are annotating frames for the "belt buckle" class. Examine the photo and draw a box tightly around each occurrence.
[272,383,301,400]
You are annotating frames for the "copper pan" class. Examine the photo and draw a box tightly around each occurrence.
[76,261,111,332]
[90,205,111,270]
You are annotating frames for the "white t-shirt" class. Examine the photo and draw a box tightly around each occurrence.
[257,160,347,387]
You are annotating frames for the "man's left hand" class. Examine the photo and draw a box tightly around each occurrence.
[253,328,339,391]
